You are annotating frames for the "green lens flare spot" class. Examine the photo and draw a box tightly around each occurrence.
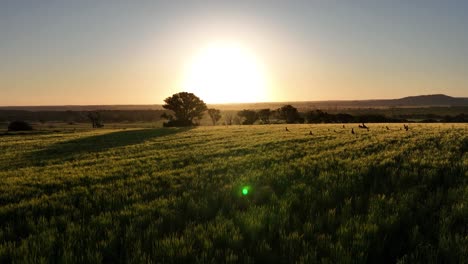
[242,187,249,196]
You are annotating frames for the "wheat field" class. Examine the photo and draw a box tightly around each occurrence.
[0,124,466,263]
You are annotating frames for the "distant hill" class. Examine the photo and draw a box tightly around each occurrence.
[1,94,467,111]
[387,94,468,106]
[211,94,468,111]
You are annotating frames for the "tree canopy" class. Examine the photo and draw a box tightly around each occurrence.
[162,92,207,126]
[257,109,271,124]
[207,108,222,126]
[278,105,301,123]
[237,110,258,125]
[8,120,33,131]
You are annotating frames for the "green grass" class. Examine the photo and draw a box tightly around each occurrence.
[0,124,467,263]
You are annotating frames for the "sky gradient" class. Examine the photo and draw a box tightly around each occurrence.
[1,0,468,105]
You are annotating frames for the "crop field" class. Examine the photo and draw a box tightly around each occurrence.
[0,124,467,263]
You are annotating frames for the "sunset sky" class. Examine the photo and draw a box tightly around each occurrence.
[1,1,467,105]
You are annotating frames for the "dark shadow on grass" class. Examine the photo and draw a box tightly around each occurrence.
[27,127,192,166]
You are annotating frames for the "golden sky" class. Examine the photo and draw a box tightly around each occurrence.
[1,1,467,105]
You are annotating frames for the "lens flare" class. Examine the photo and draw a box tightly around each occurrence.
[242,186,249,196]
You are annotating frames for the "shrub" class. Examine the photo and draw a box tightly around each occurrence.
[8,121,33,131]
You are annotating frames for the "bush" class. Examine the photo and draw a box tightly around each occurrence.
[8,121,33,131]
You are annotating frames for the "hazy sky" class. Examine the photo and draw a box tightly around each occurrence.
[1,0,468,105]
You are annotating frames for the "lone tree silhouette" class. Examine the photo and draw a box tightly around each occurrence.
[207,108,222,126]
[87,111,104,128]
[224,112,234,125]
[8,120,33,131]
[162,92,207,126]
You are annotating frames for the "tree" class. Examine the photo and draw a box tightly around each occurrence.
[207,108,222,126]
[224,112,234,125]
[305,109,329,123]
[8,121,33,131]
[162,92,207,126]
[278,105,300,124]
[233,116,241,125]
[237,110,258,125]
[257,109,271,124]
[87,111,104,128]
[160,112,173,122]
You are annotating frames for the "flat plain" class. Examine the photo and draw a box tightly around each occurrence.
[0,123,466,263]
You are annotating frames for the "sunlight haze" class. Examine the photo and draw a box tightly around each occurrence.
[182,42,270,103]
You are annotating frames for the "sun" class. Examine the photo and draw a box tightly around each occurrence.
[182,42,269,104]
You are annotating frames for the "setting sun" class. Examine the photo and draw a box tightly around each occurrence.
[182,42,269,103]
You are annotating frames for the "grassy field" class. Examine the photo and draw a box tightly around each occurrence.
[0,124,467,263]
[0,121,163,133]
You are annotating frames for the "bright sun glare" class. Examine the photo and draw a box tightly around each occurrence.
[182,42,269,104]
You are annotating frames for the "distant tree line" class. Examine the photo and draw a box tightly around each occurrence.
[0,110,168,123]
[1,108,467,127]
[303,110,405,123]
[418,114,468,123]
[233,106,428,125]
[236,107,468,124]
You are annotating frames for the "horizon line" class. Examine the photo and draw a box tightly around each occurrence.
[0,94,465,108]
